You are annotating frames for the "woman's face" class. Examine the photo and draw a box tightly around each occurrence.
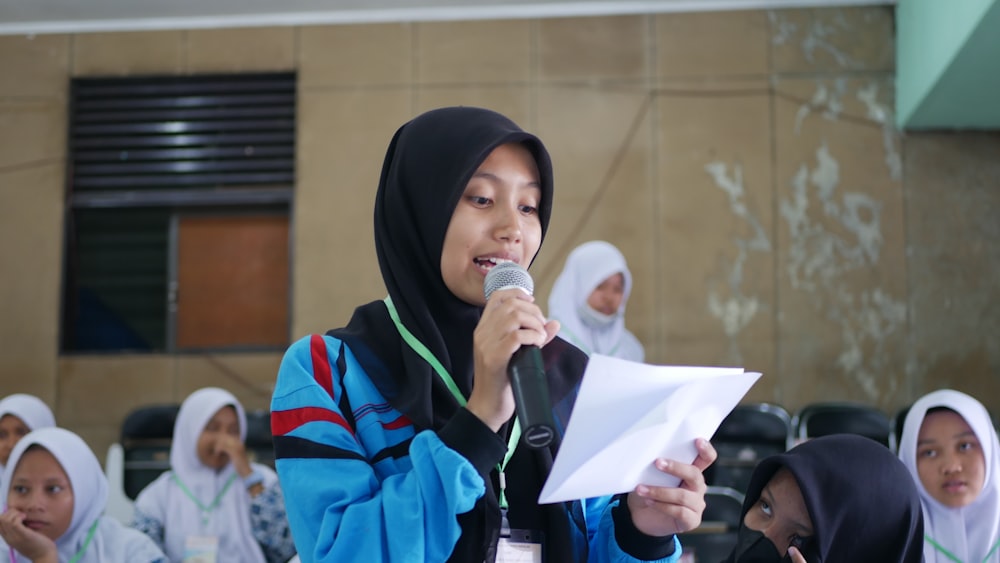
[6,446,74,542]
[0,414,30,466]
[916,409,986,508]
[744,467,815,557]
[586,272,625,315]
[196,405,241,470]
[440,142,543,306]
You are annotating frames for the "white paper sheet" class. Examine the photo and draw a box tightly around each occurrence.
[538,354,761,504]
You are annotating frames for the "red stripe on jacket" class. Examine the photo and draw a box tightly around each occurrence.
[380,415,412,431]
[272,407,355,436]
[310,334,334,396]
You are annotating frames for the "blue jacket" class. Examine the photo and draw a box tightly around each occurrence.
[271,334,682,563]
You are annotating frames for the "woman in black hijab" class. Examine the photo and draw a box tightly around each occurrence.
[725,434,924,563]
[271,106,716,562]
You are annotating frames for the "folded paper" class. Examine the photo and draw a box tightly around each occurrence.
[539,354,761,504]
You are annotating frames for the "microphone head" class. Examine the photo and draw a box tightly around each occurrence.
[483,261,534,300]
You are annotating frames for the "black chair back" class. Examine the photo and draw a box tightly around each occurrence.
[793,402,894,451]
[120,404,179,499]
[707,403,791,492]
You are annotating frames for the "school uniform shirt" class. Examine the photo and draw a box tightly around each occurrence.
[271,106,681,562]
[132,387,295,563]
[726,434,924,563]
[0,427,166,562]
[898,389,1000,563]
[547,241,645,362]
[0,393,56,473]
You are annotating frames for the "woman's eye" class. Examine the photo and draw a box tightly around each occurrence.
[47,485,64,494]
[12,485,27,494]
[918,449,936,458]
[519,204,537,215]
[467,196,491,207]
[758,500,772,516]
[959,441,977,452]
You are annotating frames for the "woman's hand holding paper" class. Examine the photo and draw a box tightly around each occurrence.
[626,438,717,537]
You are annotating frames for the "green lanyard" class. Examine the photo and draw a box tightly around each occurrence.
[66,520,99,563]
[384,297,521,509]
[172,473,238,527]
[925,535,1000,563]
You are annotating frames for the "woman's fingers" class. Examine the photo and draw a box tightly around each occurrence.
[691,438,718,472]
[788,546,807,563]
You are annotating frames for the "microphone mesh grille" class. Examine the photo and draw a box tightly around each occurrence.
[483,261,534,300]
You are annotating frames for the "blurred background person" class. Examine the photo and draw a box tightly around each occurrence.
[0,393,56,472]
[548,240,645,362]
[131,387,295,563]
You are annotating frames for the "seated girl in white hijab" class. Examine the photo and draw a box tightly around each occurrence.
[132,387,296,563]
[0,393,56,473]
[0,427,166,562]
[548,240,645,361]
[898,389,1000,563]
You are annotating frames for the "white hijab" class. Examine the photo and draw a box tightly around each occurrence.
[0,394,56,473]
[898,389,1000,563]
[134,387,269,563]
[1,427,164,562]
[547,240,644,361]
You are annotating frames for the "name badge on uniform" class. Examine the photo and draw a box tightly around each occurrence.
[497,528,542,563]
[183,535,219,563]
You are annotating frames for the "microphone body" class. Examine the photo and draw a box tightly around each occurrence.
[483,261,557,449]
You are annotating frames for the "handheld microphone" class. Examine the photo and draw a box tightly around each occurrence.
[483,261,556,449]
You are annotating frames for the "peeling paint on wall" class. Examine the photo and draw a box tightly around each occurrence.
[780,144,905,401]
[769,9,858,67]
[856,82,902,181]
[705,161,771,363]
[794,80,902,182]
[793,80,847,134]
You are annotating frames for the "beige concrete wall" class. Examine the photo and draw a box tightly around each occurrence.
[0,7,997,460]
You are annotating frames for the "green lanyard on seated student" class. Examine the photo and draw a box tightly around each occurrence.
[66,520,99,563]
[925,535,1000,563]
[172,473,237,527]
[385,297,521,510]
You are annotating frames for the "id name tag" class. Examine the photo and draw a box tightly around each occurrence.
[497,529,542,563]
[183,535,219,563]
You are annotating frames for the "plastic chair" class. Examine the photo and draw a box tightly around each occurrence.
[792,402,894,451]
[104,443,135,524]
[707,403,791,493]
[677,486,744,562]
[121,404,179,499]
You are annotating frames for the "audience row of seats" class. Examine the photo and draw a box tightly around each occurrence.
[706,401,911,494]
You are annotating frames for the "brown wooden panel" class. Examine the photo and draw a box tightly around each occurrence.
[176,214,288,349]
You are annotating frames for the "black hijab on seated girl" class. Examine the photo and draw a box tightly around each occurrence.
[725,434,924,563]
[328,107,603,561]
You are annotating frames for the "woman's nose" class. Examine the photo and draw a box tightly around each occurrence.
[941,455,962,474]
[494,207,522,242]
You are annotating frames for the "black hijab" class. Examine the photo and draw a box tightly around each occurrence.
[328,107,591,561]
[728,434,924,563]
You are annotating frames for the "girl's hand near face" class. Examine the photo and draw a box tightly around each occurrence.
[788,546,807,563]
[626,438,717,538]
[0,508,58,563]
[213,434,252,477]
[466,287,559,431]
